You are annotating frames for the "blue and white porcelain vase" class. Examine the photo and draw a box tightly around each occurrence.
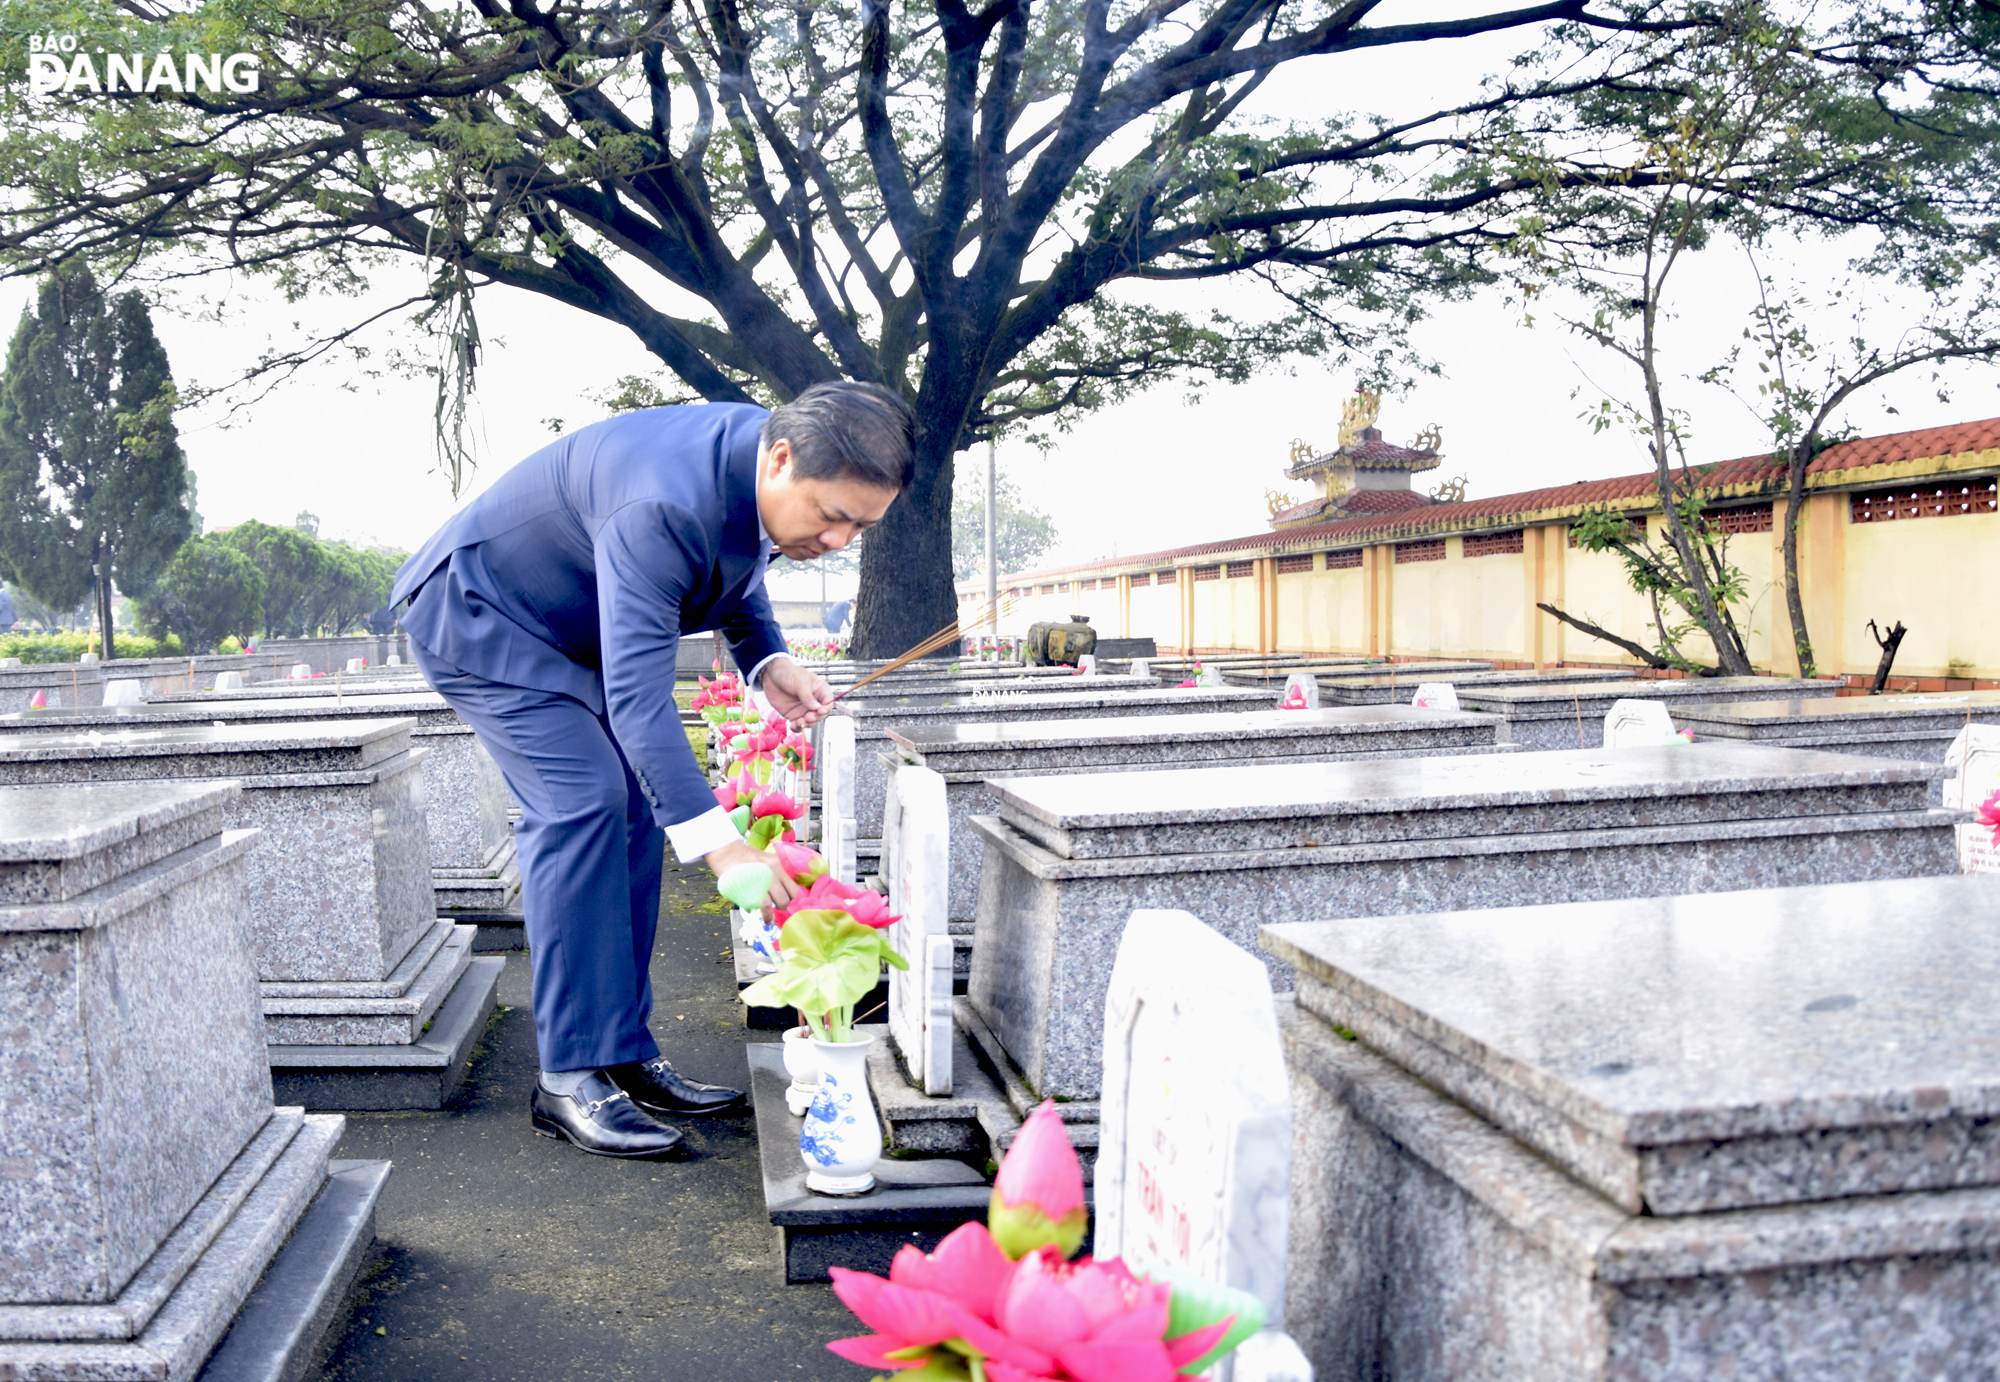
[800,1034,880,1195]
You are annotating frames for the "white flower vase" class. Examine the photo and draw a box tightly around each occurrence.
[737,908,780,974]
[800,1034,880,1195]
[781,1026,822,1117]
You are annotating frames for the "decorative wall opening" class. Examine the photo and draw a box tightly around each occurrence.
[1275,553,1315,574]
[1702,505,1775,534]
[1463,529,1525,557]
[1395,539,1446,564]
[1225,561,1254,579]
[1130,573,1150,586]
[1326,549,1363,570]
[1193,565,1221,582]
[1850,478,2000,523]
[1040,584,1056,594]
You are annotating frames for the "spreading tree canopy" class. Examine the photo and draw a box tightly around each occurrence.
[0,262,194,658]
[0,1,1991,653]
[139,534,267,651]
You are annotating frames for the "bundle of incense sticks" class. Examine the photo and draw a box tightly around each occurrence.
[824,592,1014,708]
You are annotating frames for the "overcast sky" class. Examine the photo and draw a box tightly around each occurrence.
[5,6,1992,604]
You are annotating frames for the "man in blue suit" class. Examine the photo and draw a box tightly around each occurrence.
[393,382,914,1158]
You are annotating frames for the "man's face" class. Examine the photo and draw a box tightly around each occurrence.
[755,439,899,561]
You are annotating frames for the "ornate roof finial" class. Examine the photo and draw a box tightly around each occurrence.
[1337,389,1381,452]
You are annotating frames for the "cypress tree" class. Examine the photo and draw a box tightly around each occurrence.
[0,264,195,659]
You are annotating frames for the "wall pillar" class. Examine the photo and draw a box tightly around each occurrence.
[1802,493,1846,679]
[1254,558,1276,653]
[1116,575,1132,638]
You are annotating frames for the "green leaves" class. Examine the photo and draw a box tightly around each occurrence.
[738,909,903,1039]
[1151,1264,1268,1375]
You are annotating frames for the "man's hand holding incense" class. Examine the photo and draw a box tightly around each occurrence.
[761,655,837,726]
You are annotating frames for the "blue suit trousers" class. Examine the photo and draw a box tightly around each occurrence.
[410,639,666,1072]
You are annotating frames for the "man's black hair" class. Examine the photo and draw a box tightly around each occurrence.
[761,381,916,491]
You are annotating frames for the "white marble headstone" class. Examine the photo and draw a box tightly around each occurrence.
[288,662,312,680]
[820,716,859,884]
[1197,663,1225,687]
[1130,658,1151,679]
[213,671,244,691]
[78,652,98,665]
[1077,654,1098,676]
[101,678,144,707]
[1603,696,1680,748]
[1098,909,1303,1379]
[387,654,403,666]
[886,765,952,1094]
[1410,682,1459,712]
[1944,725,2000,874]
[0,658,18,669]
[345,657,366,674]
[1282,672,1320,709]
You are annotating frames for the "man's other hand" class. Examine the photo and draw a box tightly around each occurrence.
[761,655,837,726]
[704,839,801,909]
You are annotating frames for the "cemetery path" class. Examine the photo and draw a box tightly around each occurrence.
[318,864,862,1382]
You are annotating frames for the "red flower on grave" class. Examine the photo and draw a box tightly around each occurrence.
[1976,788,2000,844]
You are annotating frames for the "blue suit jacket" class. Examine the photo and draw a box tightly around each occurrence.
[393,403,788,826]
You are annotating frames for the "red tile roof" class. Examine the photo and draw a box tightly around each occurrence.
[1340,488,1437,513]
[980,416,2000,589]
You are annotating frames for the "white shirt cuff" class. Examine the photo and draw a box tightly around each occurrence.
[664,806,743,864]
[746,651,794,714]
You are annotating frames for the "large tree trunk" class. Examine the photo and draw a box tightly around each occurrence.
[852,425,960,660]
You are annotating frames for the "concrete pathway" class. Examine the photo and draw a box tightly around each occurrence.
[319,863,864,1382]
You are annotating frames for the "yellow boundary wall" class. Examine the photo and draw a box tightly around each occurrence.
[962,445,2000,683]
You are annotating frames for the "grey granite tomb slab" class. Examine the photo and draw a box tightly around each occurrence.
[1269,878,2000,1382]
[0,720,434,988]
[1263,874,2000,1216]
[1673,692,2000,793]
[890,705,1511,921]
[844,684,1282,839]
[1319,667,1638,705]
[1456,675,1840,749]
[0,664,105,711]
[0,697,514,894]
[0,778,358,1380]
[0,781,270,1307]
[965,744,1962,1102]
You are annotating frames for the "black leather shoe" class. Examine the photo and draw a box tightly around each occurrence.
[530,1072,686,1159]
[608,1056,747,1116]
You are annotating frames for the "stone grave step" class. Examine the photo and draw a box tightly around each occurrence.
[746,1044,994,1284]
[192,1159,387,1382]
[267,957,503,1112]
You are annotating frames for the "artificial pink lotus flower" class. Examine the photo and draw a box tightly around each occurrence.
[989,1102,1088,1260]
[826,1232,1231,1382]
[1280,686,1308,709]
[994,1249,1227,1382]
[712,772,756,811]
[751,786,804,820]
[27,690,44,709]
[716,719,749,741]
[1176,678,1197,689]
[773,839,827,886]
[775,874,890,927]
[1978,788,2000,845]
[840,889,900,930]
